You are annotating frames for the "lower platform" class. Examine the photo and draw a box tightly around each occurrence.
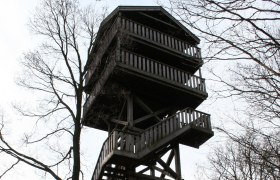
[91,108,213,180]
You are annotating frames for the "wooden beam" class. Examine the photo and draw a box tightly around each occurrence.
[138,12,178,29]
[134,96,162,122]
[153,166,172,178]
[160,149,174,178]
[156,157,178,179]
[111,119,128,126]
[134,107,170,125]
[174,145,182,179]
[127,93,134,127]
[137,166,149,174]
[118,100,127,120]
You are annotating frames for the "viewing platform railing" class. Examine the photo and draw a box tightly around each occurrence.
[85,17,202,87]
[120,17,201,59]
[83,49,206,118]
[119,49,206,93]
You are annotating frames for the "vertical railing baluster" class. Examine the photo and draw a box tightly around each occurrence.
[134,54,137,68]
[129,53,133,66]
[158,124,162,139]
[150,28,153,41]
[154,61,158,75]
[134,23,137,34]
[151,60,154,74]
[138,55,141,70]
[166,66,170,80]
[143,57,146,71]
[174,68,177,82]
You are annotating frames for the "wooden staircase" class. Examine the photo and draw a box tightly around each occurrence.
[91,107,213,180]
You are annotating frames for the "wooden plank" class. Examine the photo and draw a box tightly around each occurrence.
[153,31,157,42]
[111,119,128,126]
[141,133,145,150]
[143,57,146,71]
[160,33,164,44]
[148,128,152,145]
[137,23,141,36]
[149,28,153,41]
[159,63,163,77]
[153,127,157,142]
[146,27,149,39]
[170,37,174,48]
[189,75,192,87]
[145,131,149,147]
[151,60,154,73]
[166,66,170,79]
[157,158,178,179]
[146,58,150,72]
[142,25,145,37]
[134,54,137,68]
[127,93,133,128]
[164,34,168,46]
[134,107,170,125]
[167,36,171,47]
[129,53,133,66]
[130,20,134,33]
[160,64,166,78]
[126,19,130,31]
[169,67,173,80]
[174,39,178,51]
[168,116,174,134]
[135,135,140,153]
[174,68,177,82]
[177,69,181,83]
[154,61,158,75]
[162,121,166,137]
[125,51,129,64]
[158,124,162,139]
[134,23,137,34]
[157,31,160,43]
[130,134,134,152]
[166,119,170,135]
[138,55,142,70]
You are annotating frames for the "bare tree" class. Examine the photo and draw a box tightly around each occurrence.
[0,0,105,179]
[164,0,280,179]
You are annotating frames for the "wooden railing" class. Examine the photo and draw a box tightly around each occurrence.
[83,57,116,117]
[120,17,201,59]
[91,107,211,180]
[138,108,211,152]
[119,50,206,93]
[92,131,117,180]
[85,18,119,86]
[84,49,206,118]
[86,17,202,87]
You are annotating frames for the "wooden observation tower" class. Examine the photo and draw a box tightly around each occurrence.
[83,6,214,180]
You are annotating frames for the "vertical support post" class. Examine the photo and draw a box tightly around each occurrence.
[174,144,182,180]
[198,67,202,78]
[127,93,134,128]
[150,167,155,177]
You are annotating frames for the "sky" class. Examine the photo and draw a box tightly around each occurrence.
[0,0,231,179]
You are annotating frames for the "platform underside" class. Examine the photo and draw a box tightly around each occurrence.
[83,64,207,131]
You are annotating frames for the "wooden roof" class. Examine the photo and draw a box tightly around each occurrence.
[91,6,200,51]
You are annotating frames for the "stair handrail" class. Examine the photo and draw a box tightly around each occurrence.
[91,107,211,180]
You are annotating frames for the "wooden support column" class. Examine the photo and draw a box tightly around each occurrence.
[127,93,134,128]
[198,67,202,78]
[174,144,182,180]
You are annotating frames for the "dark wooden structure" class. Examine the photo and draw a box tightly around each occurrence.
[83,6,214,180]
